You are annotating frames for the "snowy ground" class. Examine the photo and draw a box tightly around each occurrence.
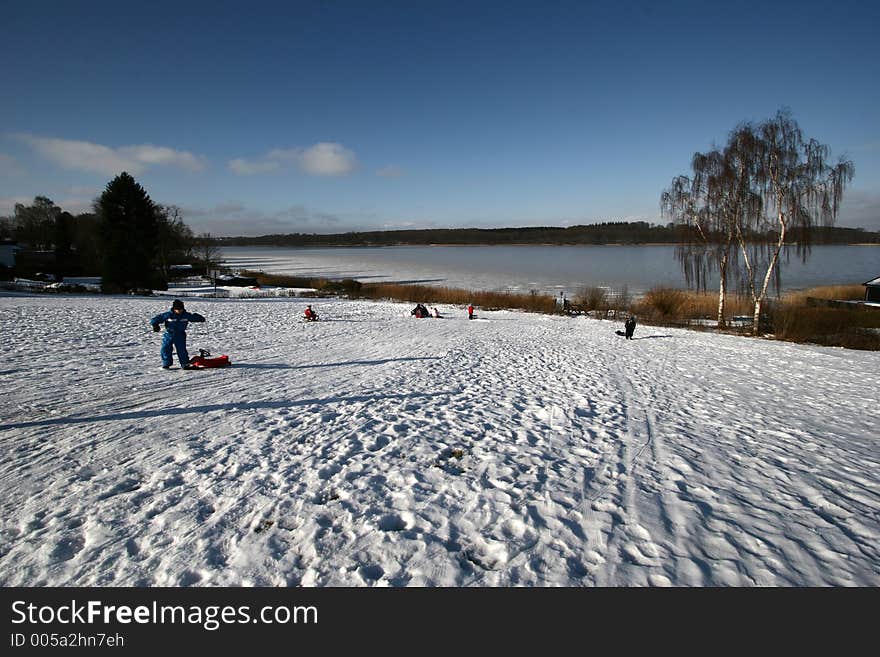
[0,293,878,586]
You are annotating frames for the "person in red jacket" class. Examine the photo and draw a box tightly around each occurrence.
[467,304,475,320]
[304,305,319,321]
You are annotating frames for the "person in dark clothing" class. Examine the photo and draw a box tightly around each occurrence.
[624,315,637,340]
[150,299,206,368]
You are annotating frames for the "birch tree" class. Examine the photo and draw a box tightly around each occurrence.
[662,146,757,328]
[664,111,853,334]
[734,111,853,333]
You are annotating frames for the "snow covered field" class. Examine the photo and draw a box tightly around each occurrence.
[1,293,878,586]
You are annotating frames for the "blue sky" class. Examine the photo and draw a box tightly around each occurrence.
[2,0,879,235]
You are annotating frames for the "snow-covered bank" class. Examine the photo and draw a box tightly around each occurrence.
[0,294,878,586]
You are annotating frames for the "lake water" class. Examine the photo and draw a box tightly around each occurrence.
[220,244,879,296]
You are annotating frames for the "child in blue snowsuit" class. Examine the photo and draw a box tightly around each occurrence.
[150,299,206,369]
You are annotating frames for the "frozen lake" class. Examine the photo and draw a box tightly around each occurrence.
[220,244,879,296]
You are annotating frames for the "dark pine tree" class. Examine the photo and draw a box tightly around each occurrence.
[53,211,76,279]
[97,172,165,292]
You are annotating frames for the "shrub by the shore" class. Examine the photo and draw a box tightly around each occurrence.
[633,284,879,350]
[769,285,879,350]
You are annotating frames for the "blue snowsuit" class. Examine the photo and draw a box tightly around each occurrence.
[150,307,206,367]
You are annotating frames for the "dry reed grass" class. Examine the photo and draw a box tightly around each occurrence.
[360,283,557,313]
[241,270,878,349]
[781,284,864,306]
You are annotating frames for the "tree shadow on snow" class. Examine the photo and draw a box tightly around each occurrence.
[215,356,440,370]
[291,356,441,369]
[0,390,455,431]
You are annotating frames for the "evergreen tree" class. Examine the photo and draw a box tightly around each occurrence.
[97,172,165,292]
[71,212,101,274]
[53,211,76,279]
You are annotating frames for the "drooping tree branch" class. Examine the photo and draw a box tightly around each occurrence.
[663,110,854,335]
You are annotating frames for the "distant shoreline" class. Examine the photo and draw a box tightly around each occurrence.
[221,241,880,249]
[212,222,880,249]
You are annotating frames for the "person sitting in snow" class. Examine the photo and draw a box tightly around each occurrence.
[624,315,637,340]
[304,305,319,321]
[150,299,206,369]
[411,304,429,318]
[432,307,442,318]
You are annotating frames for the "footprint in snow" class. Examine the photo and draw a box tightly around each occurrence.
[368,435,390,452]
[462,540,508,571]
[377,513,411,532]
[50,535,85,562]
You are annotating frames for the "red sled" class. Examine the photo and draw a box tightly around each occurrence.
[189,350,232,368]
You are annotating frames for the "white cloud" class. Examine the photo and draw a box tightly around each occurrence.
[376,165,404,178]
[229,142,358,177]
[381,220,422,229]
[228,158,281,175]
[297,142,357,176]
[15,134,207,175]
[264,148,302,163]
[18,135,132,174]
[117,144,206,171]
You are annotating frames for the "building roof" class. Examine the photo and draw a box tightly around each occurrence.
[864,277,880,286]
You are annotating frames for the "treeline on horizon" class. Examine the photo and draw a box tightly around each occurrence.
[214,222,880,247]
